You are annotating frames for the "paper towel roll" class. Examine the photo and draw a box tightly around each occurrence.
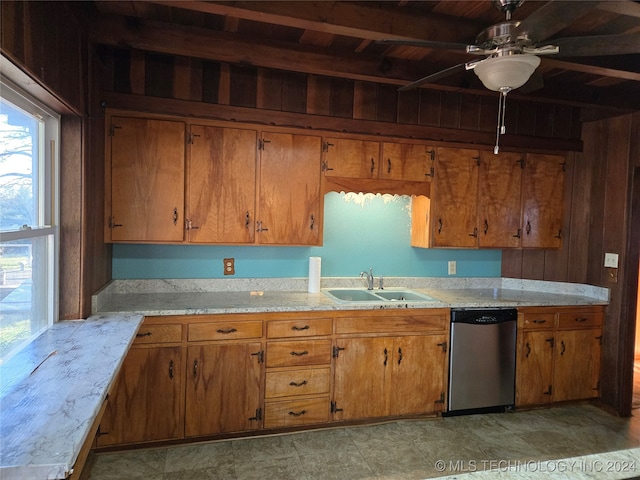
[308,256,321,293]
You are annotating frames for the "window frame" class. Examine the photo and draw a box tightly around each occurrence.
[0,76,60,361]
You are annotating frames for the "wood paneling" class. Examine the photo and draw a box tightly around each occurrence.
[59,116,83,319]
[95,46,583,151]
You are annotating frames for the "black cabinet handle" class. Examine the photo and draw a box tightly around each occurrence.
[290,350,309,356]
[288,410,307,417]
[216,328,237,334]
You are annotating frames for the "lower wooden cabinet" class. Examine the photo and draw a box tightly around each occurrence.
[185,342,263,437]
[332,310,449,421]
[97,345,183,446]
[264,316,332,429]
[515,306,603,407]
[99,305,604,449]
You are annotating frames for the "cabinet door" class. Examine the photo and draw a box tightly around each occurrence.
[477,152,523,248]
[98,346,183,446]
[187,125,257,243]
[380,142,434,182]
[521,154,565,248]
[185,343,262,437]
[258,132,322,245]
[390,335,447,415]
[431,147,479,247]
[553,329,601,402]
[332,337,391,421]
[109,116,185,242]
[323,138,379,178]
[515,331,554,406]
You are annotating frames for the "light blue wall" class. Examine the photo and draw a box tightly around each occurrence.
[112,192,501,279]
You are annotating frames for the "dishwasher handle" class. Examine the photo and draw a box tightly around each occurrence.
[451,308,517,324]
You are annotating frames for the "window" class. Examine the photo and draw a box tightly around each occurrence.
[0,78,59,363]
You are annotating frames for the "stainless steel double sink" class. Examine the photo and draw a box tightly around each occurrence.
[322,288,437,304]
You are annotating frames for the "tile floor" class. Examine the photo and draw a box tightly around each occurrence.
[86,404,640,480]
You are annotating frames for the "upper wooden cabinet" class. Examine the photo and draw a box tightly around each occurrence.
[412,147,565,249]
[106,116,186,243]
[257,131,322,245]
[187,125,257,244]
[105,111,323,246]
[323,137,433,183]
[521,154,565,248]
[380,142,434,182]
[429,147,480,248]
[477,151,524,248]
[323,138,379,179]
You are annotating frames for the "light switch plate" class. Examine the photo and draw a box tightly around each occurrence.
[448,261,456,275]
[604,253,619,268]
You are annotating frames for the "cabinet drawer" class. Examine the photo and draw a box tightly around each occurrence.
[266,340,332,367]
[267,318,332,338]
[558,311,603,329]
[264,397,330,428]
[133,324,182,344]
[188,321,262,341]
[520,312,556,330]
[265,367,331,398]
[335,314,447,334]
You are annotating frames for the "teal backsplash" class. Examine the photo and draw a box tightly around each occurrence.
[112,192,501,279]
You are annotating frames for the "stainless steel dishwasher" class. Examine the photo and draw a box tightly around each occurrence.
[447,308,517,415]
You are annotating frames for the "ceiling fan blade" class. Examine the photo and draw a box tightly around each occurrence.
[511,0,600,42]
[398,63,469,91]
[376,38,470,52]
[553,32,640,57]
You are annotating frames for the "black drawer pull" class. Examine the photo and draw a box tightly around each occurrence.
[136,331,152,337]
[216,328,238,334]
[288,410,307,417]
[575,317,588,323]
[290,350,309,356]
[532,319,546,324]
[289,380,308,387]
[291,325,310,331]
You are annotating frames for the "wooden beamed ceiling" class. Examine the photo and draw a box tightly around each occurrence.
[91,0,640,115]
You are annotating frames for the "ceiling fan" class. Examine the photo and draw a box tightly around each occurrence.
[378,0,640,152]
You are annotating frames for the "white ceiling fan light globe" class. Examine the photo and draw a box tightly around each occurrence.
[473,54,541,91]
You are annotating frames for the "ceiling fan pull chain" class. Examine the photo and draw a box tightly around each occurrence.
[494,87,511,154]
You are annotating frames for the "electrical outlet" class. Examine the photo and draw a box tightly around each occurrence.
[223,258,235,275]
[448,261,457,275]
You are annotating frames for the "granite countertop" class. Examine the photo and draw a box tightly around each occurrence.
[92,277,609,315]
[0,314,144,480]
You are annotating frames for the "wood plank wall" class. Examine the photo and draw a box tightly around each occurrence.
[99,46,582,149]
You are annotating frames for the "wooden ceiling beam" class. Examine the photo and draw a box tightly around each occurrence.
[144,0,482,43]
[111,1,640,84]
[91,15,432,86]
[90,15,638,112]
[542,58,640,82]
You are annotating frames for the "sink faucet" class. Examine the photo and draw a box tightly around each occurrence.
[360,268,374,290]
